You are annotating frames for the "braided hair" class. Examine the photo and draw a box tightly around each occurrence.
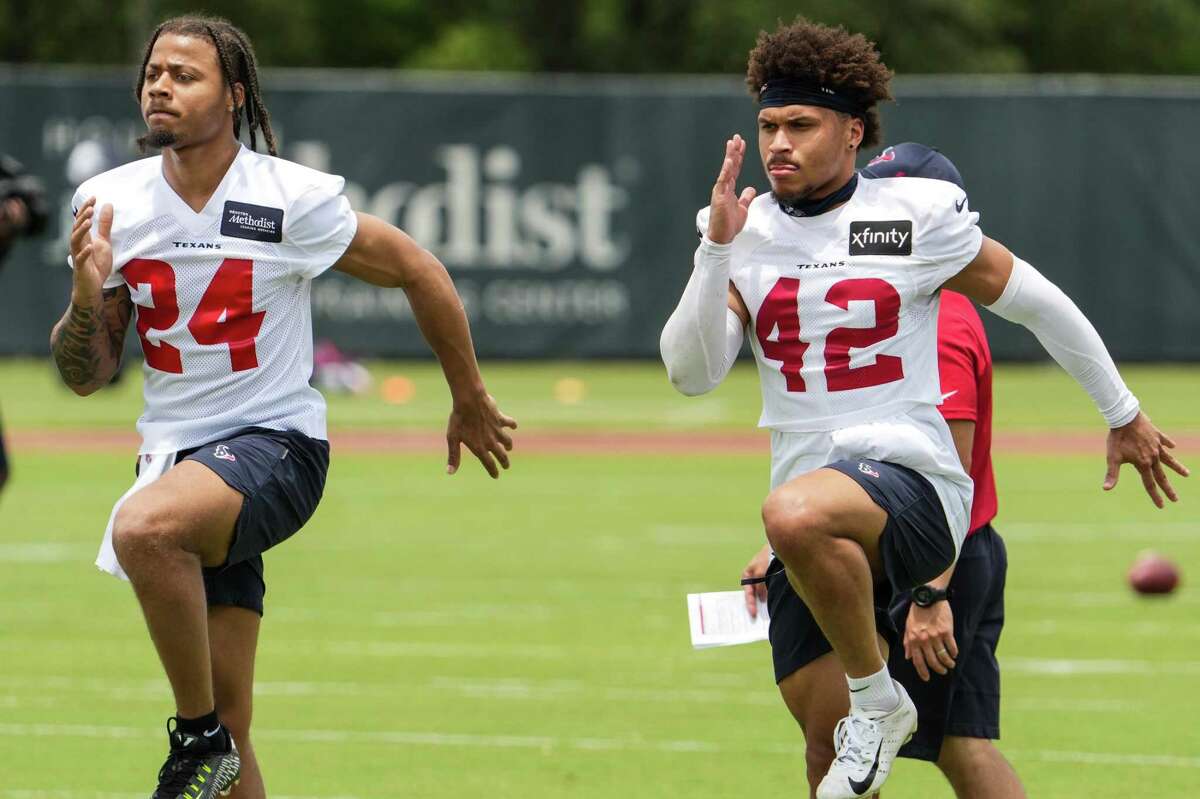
[135,15,277,155]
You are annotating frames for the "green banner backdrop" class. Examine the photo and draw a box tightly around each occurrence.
[1,69,1197,360]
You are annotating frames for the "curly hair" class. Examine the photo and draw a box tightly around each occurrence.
[746,18,893,150]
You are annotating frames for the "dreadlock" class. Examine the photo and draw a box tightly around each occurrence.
[135,15,277,155]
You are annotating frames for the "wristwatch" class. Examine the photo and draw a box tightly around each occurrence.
[911,584,953,608]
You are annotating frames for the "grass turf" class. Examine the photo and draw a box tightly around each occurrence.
[0,360,1197,797]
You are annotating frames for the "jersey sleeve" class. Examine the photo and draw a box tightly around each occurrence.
[936,309,980,422]
[284,178,359,280]
[66,185,125,290]
[912,190,983,294]
[695,206,710,239]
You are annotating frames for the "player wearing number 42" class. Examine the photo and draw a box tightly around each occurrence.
[659,17,1188,799]
[50,14,516,799]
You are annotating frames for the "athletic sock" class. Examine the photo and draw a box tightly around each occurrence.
[847,665,900,715]
[176,710,228,750]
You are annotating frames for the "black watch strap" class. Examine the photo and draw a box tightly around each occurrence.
[911,584,953,607]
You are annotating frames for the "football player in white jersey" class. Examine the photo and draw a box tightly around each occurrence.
[660,18,1187,799]
[50,16,516,799]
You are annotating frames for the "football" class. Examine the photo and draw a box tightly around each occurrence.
[1128,552,1181,595]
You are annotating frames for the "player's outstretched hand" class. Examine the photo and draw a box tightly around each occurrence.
[69,197,114,304]
[707,134,757,245]
[904,602,958,682]
[741,543,772,617]
[1104,411,1189,508]
[446,394,517,479]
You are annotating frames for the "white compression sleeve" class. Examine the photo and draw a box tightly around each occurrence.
[660,237,745,396]
[985,257,1139,428]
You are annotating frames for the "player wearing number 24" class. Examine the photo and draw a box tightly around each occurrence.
[659,18,1187,799]
[50,15,515,799]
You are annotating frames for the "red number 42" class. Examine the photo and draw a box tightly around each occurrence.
[755,276,904,392]
[122,258,265,374]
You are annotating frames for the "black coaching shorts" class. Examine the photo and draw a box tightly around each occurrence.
[889,524,1008,761]
[766,556,900,684]
[767,459,957,684]
[139,426,330,616]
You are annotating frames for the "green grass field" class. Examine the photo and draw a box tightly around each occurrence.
[1,359,1197,798]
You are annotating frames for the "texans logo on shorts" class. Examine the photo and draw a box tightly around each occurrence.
[858,462,880,478]
[213,445,237,463]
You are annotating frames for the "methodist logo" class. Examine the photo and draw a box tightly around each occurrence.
[848,220,913,256]
[221,201,284,243]
[292,141,633,272]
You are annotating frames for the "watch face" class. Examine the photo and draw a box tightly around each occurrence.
[912,586,934,607]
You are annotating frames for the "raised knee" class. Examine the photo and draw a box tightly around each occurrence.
[111,499,177,562]
[762,488,832,561]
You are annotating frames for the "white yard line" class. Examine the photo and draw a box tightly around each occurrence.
[1018,619,1200,637]
[1006,749,1200,769]
[1005,697,1145,713]
[0,543,91,563]
[1002,657,1200,676]
[3,722,1198,771]
[1006,589,1200,607]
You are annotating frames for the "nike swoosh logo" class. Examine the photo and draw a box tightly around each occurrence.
[940,390,958,402]
[955,197,966,213]
[848,739,884,795]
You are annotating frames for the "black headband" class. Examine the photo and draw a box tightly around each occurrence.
[758,78,866,118]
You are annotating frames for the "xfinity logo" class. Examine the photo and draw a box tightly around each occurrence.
[173,241,221,249]
[221,201,284,243]
[849,220,913,256]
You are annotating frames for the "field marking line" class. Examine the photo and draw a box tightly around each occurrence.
[0,674,1155,713]
[1003,657,1200,675]
[1019,619,1200,637]
[1005,697,1145,713]
[0,543,93,563]
[1005,749,1200,770]
[0,637,571,661]
[1006,589,1200,608]
[2,723,1198,770]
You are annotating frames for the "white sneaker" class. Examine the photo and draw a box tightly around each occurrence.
[815,680,917,799]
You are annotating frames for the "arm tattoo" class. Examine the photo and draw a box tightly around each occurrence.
[50,286,131,392]
[103,287,134,357]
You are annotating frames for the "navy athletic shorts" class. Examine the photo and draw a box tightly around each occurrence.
[889,523,1008,761]
[767,459,957,684]
[139,426,330,616]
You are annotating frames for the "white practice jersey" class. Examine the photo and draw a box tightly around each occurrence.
[697,176,982,545]
[69,145,358,454]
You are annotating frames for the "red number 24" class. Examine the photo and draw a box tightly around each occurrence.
[754,276,904,392]
[123,258,265,374]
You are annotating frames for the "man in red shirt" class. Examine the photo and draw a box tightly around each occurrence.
[742,144,1025,798]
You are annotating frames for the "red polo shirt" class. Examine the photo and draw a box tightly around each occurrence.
[937,291,997,535]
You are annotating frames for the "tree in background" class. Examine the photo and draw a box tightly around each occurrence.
[2,0,1199,74]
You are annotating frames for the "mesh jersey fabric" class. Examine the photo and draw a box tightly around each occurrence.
[68,146,358,453]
